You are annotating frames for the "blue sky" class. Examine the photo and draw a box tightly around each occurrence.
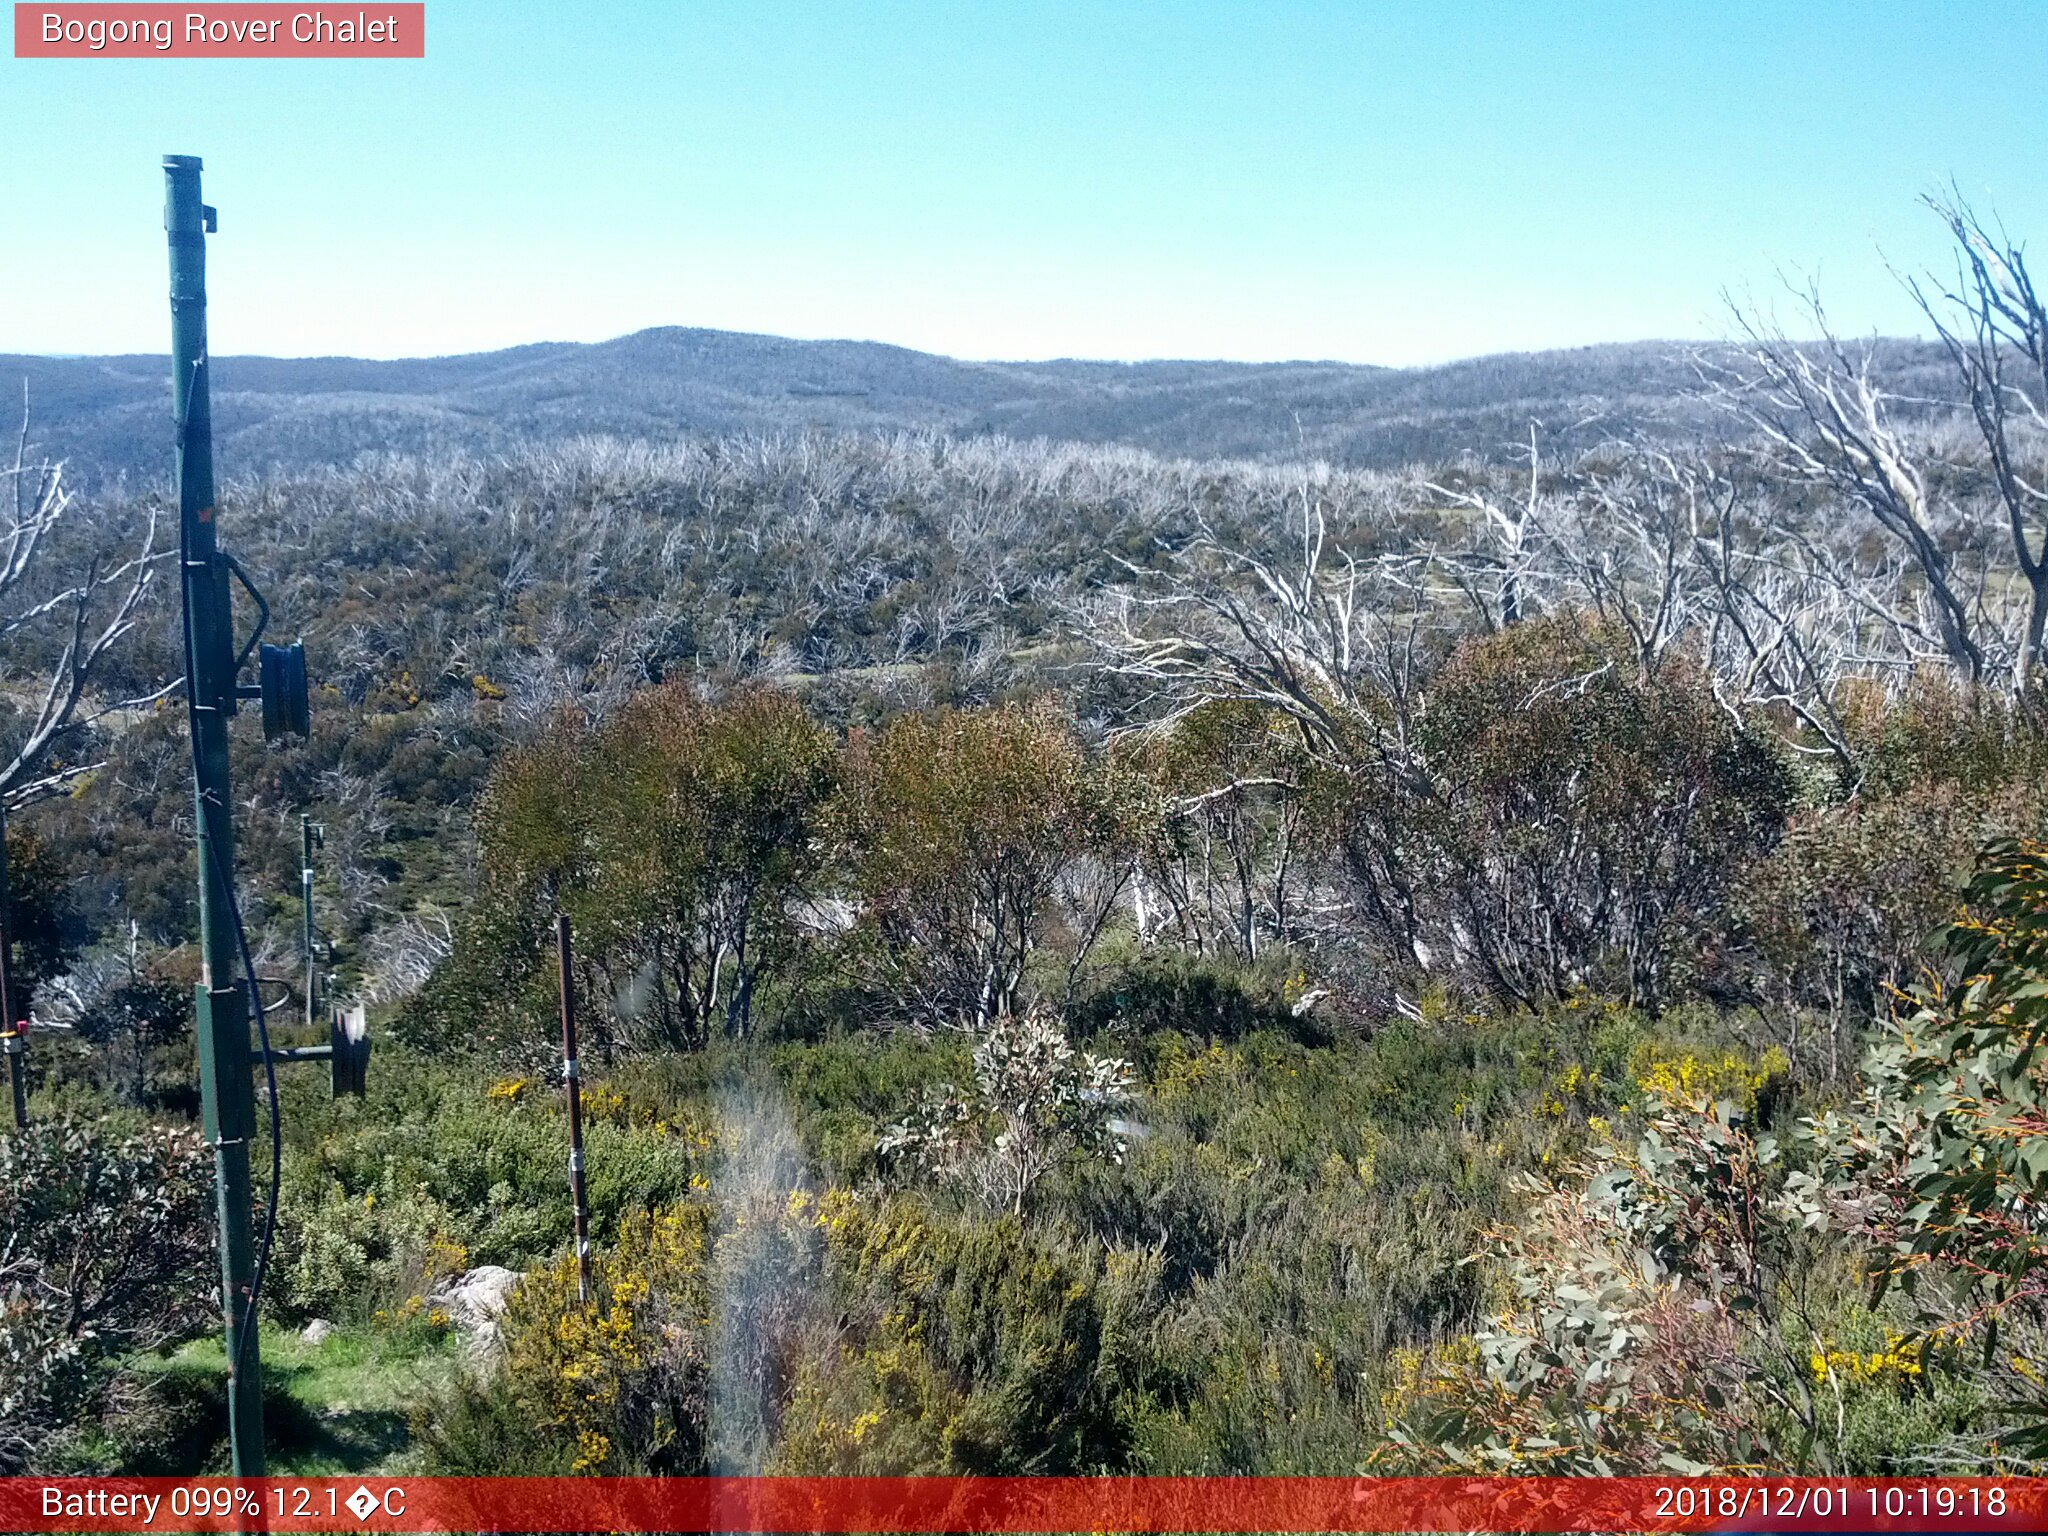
[2,1,2043,365]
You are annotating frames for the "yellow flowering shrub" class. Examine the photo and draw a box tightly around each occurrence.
[1150,1038,1247,1104]
[1536,1062,1606,1118]
[373,1289,455,1341]
[424,1233,470,1285]
[1629,1041,1787,1114]
[1809,1331,1925,1387]
[771,1310,966,1473]
[499,1202,714,1472]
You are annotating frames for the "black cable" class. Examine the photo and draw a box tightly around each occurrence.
[187,794,285,1381]
[186,712,283,1389]
[221,825,283,1380]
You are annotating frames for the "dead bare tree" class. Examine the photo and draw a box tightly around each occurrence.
[1691,508,1870,778]
[1908,188,2048,696]
[1,391,167,809]
[353,902,455,1008]
[1084,469,1442,768]
[1713,193,2048,702]
[1536,445,1718,681]
[1080,471,1458,984]
[1712,290,1994,691]
[1421,423,1548,631]
[1523,446,1887,781]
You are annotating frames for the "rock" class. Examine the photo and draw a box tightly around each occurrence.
[300,1318,335,1347]
[430,1264,522,1343]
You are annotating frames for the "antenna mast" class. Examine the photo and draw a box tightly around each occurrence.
[165,152,268,1476]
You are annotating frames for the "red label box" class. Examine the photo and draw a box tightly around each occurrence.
[14,4,424,57]
[4,1476,2048,1534]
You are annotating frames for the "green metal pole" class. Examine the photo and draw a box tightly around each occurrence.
[166,153,265,1476]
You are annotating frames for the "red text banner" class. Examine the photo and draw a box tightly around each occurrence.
[4,1476,2046,1533]
[14,5,424,57]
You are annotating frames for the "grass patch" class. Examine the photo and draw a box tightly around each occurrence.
[132,1322,461,1474]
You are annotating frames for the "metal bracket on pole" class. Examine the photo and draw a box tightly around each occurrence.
[259,1007,369,1098]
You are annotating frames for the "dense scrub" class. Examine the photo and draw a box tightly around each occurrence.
[21,644,2046,1473]
[283,993,1767,1475]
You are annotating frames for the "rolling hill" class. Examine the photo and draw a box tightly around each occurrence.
[0,326,1949,487]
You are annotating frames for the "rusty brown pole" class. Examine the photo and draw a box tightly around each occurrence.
[1,798,25,1128]
[555,912,593,1304]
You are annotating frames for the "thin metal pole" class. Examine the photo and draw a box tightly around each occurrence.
[2,1023,23,1130]
[166,153,264,1476]
[0,796,26,1129]
[301,815,317,1033]
[556,913,593,1305]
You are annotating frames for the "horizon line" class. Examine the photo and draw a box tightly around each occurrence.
[0,323,1931,375]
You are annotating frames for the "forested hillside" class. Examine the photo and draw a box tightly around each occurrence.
[4,201,2048,1482]
[5,328,1963,486]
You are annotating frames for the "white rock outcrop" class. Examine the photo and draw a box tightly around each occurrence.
[429,1264,522,1352]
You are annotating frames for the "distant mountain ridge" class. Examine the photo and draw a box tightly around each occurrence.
[0,325,1949,486]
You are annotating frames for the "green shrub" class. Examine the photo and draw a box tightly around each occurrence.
[1787,837,2048,1462]
[1339,615,1795,1009]
[834,702,1142,1027]
[273,1051,700,1321]
[0,1116,213,1472]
